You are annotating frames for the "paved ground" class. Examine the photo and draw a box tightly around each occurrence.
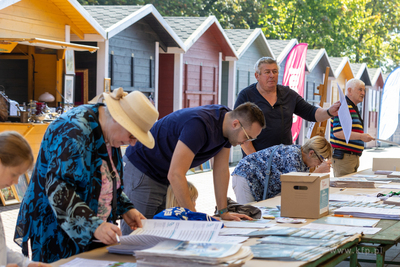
[2,144,400,266]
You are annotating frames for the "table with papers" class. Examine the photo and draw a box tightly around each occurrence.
[54,167,400,267]
[338,168,400,266]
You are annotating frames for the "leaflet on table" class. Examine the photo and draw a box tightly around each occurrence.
[134,240,244,261]
[214,235,249,244]
[222,220,271,228]
[329,194,380,203]
[246,226,300,237]
[313,216,380,227]
[302,223,382,235]
[259,236,342,247]
[378,184,400,189]
[60,258,137,267]
[120,219,223,247]
[218,228,255,236]
[351,174,378,178]
[333,206,400,220]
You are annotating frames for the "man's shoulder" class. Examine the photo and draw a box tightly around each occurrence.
[238,83,257,94]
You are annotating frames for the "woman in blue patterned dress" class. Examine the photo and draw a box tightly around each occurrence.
[232,136,332,204]
[14,88,159,263]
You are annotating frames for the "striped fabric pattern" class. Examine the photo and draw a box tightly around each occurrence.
[330,97,364,154]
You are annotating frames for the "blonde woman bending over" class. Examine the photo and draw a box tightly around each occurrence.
[232,136,332,204]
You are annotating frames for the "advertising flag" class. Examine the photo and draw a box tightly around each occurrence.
[378,67,400,140]
[282,43,308,142]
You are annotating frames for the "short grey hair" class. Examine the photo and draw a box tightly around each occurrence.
[254,57,279,74]
[345,78,365,94]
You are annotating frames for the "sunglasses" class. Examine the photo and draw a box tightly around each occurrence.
[239,121,256,142]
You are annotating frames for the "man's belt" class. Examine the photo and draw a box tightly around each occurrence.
[334,149,361,156]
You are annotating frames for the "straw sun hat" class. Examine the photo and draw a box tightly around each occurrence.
[97,88,159,149]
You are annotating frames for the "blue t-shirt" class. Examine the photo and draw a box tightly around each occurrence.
[125,105,231,184]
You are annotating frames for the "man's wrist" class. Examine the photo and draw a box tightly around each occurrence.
[326,108,334,117]
[217,207,228,215]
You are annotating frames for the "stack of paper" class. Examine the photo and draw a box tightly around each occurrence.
[387,171,400,178]
[313,216,379,227]
[135,240,253,267]
[330,177,375,188]
[329,194,380,203]
[108,220,223,254]
[250,244,322,261]
[334,207,400,220]
[246,226,300,237]
[383,197,400,206]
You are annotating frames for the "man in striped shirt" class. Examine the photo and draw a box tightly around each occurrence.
[330,78,374,177]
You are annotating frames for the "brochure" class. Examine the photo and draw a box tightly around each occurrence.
[117,220,222,252]
[313,216,380,227]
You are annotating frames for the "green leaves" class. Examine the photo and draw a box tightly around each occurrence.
[77,0,400,73]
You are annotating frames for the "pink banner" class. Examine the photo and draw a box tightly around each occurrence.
[282,43,308,142]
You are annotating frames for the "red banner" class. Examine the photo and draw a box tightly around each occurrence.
[282,43,308,142]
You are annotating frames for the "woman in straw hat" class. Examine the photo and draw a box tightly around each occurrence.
[14,88,158,263]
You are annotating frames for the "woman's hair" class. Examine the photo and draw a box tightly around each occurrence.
[302,136,332,160]
[166,181,199,209]
[0,131,34,168]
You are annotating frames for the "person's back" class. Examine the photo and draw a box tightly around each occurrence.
[125,105,231,184]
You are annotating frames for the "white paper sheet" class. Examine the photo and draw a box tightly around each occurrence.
[60,258,136,267]
[219,228,255,236]
[378,184,400,189]
[330,193,380,203]
[214,235,249,244]
[302,223,381,235]
[337,83,352,144]
[222,221,271,228]
[120,220,222,248]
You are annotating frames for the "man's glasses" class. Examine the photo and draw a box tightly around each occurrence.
[239,121,256,142]
[313,150,324,163]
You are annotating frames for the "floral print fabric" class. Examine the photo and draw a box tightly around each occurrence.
[14,104,134,263]
[97,145,121,221]
[232,144,309,201]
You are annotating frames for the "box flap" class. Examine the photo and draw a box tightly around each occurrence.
[281,172,330,183]
[372,158,400,171]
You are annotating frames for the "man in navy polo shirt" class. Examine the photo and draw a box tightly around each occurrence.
[121,102,265,234]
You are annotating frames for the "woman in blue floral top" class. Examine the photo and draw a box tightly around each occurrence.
[14,89,158,263]
[232,136,332,204]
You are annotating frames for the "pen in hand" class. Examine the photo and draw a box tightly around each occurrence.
[116,234,120,243]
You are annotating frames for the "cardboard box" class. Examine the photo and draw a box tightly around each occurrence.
[372,158,400,171]
[281,172,330,219]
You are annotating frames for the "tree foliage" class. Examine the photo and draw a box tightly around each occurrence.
[78,0,400,73]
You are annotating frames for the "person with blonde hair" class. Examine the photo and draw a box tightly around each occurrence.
[0,131,50,267]
[232,136,332,204]
[14,88,159,263]
[166,181,198,209]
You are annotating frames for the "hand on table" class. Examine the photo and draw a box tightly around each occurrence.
[122,208,146,231]
[220,212,253,221]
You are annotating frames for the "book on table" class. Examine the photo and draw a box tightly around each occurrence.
[108,219,223,254]
[135,240,253,267]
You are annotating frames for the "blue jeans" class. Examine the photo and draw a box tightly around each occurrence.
[121,156,167,235]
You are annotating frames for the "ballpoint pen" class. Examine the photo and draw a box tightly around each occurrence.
[333,214,353,218]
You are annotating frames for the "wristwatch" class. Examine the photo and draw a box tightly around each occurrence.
[217,208,228,215]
